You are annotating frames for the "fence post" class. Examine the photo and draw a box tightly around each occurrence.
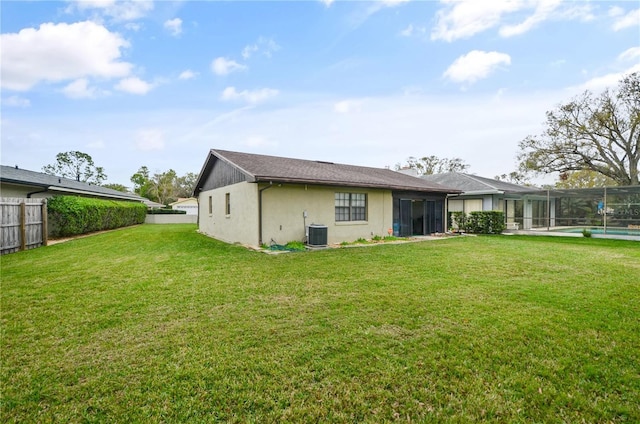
[20,202,26,251]
[42,200,48,246]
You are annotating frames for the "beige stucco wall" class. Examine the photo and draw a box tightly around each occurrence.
[198,182,260,246]
[198,182,394,247]
[261,184,392,245]
[145,215,197,224]
[0,183,46,198]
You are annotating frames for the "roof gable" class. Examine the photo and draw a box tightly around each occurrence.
[194,149,460,194]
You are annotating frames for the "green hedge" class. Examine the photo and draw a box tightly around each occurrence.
[48,196,147,237]
[450,210,506,234]
[147,208,187,215]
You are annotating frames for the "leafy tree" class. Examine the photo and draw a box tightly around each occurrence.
[518,72,640,186]
[42,151,107,184]
[102,183,130,193]
[494,171,531,185]
[555,170,616,189]
[130,166,155,200]
[151,169,178,206]
[176,172,198,198]
[130,166,196,204]
[396,155,470,175]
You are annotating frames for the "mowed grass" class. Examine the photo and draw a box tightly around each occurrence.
[1,225,639,423]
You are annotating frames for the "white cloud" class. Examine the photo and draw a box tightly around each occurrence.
[69,0,154,21]
[211,57,247,76]
[611,8,640,31]
[242,37,281,59]
[432,0,594,42]
[431,0,521,42]
[443,50,511,84]
[62,78,99,99]
[86,140,105,149]
[349,0,412,29]
[573,48,640,92]
[220,87,279,104]
[178,70,197,80]
[124,22,142,31]
[399,23,426,37]
[114,77,153,95]
[619,47,640,62]
[2,95,31,108]
[549,59,566,67]
[0,21,132,91]
[575,64,640,93]
[608,6,624,17]
[499,0,562,37]
[135,129,165,151]
[319,0,334,7]
[334,99,363,113]
[164,18,182,36]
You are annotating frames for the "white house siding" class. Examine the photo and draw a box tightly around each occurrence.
[175,205,198,215]
[198,181,260,246]
[261,184,393,245]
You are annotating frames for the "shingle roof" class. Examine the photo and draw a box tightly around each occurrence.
[420,172,534,194]
[203,149,459,193]
[0,165,145,201]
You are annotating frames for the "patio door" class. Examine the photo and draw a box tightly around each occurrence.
[399,199,412,237]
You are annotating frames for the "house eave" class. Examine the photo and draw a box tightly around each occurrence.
[47,186,141,201]
[252,176,459,194]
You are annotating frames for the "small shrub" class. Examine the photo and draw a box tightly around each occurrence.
[463,211,506,234]
[383,235,399,241]
[372,235,383,241]
[284,241,306,251]
[582,228,592,238]
[451,211,467,232]
[355,238,368,244]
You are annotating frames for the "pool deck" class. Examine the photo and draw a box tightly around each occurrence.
[504,228,640,241]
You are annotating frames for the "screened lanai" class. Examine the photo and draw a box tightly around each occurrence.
[513,185,640,237]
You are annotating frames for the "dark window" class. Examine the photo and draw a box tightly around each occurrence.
[335,192,367,221]
[225,193,230,215]
[208,196,213,214]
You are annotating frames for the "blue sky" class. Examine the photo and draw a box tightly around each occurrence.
[2,0,639,187]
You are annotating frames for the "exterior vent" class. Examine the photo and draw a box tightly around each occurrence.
[307,224,328,246]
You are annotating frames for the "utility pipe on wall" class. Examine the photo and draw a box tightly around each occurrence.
[258,182,274,246]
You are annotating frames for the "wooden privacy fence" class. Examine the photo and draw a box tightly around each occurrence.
[1,198,48,255]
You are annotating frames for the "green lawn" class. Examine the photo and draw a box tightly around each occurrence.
[1,225,639,423]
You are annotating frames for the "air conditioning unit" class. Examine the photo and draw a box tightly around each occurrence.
[307,224,328,246]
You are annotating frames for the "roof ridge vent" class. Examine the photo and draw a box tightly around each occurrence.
[315,160,334,165]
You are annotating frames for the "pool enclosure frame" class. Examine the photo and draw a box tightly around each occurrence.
[513,185,640,235]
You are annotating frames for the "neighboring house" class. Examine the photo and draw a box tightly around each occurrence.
[421,172,535,229]
[0,165,146,203]
[169,198,198,215]
[193,149,459,246]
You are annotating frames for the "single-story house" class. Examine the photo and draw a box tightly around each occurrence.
[193,149,460,247]
[0,165,147,203]
[421,172,535,229]
[169,198,198,215]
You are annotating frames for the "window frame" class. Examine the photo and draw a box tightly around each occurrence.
[335,192,368,222]
[225,192,231,216]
